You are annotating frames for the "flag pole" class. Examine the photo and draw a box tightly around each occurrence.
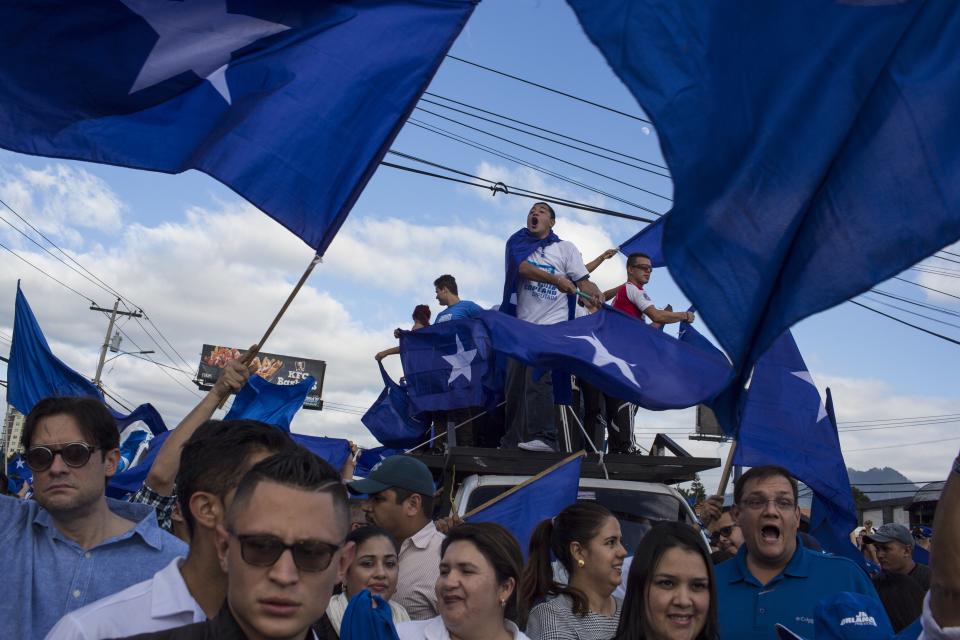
[715,439,737,497]
[218,254,322,409]
[464,450,586,519]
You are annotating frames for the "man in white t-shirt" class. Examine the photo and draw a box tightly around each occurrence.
[501,202,603,452]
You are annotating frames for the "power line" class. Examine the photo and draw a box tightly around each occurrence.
[893,276,960,301]
[444,54,652,124]
[869,289,960,319]
[933,253,960,266]
[419,95,672,178]
[415,106,673,202]
[846,436,960,452]
[839,412,960,426]
[849,300,960,347]
[0,239,98,304]
[859,294,960,331]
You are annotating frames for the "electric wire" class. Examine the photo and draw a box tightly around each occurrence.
[859,294,960,331]
[846,436,960,452]
[893,276,960,302]
[0,239,98,304]
[849,300,960,347]
[868,290,960,318]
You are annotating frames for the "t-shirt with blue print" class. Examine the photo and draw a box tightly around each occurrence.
[435,300,483,323]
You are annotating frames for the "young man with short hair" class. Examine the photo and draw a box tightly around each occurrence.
[433,274,482,323]
[714,465,876,639]
[0,397,186,640]
[865,522,932,591]
[47,420,296,638]
[348,455,443,620]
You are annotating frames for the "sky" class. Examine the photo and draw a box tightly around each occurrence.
[1,0,959,492]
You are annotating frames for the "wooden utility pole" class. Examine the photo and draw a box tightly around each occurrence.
[90,298,142,388]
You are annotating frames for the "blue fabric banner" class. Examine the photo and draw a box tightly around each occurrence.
[467,454,582,559]
[290,433,351,474]
[361,363,427,449]
[224,374,315,432]
[399,319,493,414]
[568,0,960,377]
[0,0,476,254]
[619,215,666,268]
[6,455,32,493]
[108,430,170,497]
[355,447,404,478]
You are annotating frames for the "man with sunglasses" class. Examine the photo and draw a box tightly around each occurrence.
[115,447,353,639]
[708,503,744,557]
[0,396,186,640]
[47,419,296,639]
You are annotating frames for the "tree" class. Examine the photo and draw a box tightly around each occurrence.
[679,474,708,506]
[852,485,871,508]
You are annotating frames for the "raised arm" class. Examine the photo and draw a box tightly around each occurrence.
[644,306,694,326]
[585,249,618,274]
[144,356,253,495]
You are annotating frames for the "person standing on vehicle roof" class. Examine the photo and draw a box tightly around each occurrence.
[348,456,444,621]
[499,202,603,453]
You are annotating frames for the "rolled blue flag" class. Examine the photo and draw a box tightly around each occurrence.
[224,374,315,432]
[361,363,427,449]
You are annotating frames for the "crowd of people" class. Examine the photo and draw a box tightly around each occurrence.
[1,376,959,640]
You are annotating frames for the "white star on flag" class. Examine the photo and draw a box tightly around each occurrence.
[791,370,828,422]
[566,333,640,388]
[442,334,477,385]
[121,0,290,104]
[15,458,25,469]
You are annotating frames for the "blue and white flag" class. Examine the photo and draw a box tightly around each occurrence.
[479,308,732,411]
[290,434,351,473]
[355,447,404,478]
[569,0,960,377]
[362,363,427,449]
[224,374,315,432]
[6,454,32,493]
[117,428,151,474]
[108,430,170,497]
[619,215,666,268]
[0,1,476,254]
[399,319,493,414]
[467,453,582,559]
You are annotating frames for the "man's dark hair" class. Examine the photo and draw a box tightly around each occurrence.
[627,252,652,268]
[229,447,350,536]
[533,201,556,220]
[176,419,295,536]
[23,397,119,456]
[412,304,431,326]
[391,486,435,520]
[443,523,524,624]
[433,274,458,296]
[734,465,799,505]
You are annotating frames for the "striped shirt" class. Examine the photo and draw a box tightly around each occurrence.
[395,521,445,620]
[525,594,622,640]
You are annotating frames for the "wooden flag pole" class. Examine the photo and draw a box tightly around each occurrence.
[217,254,322,409]
[463,450,586,519]
[715,440,738,498]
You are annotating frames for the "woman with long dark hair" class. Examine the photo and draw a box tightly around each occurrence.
[521,502,628,639]
[614,521,718,640]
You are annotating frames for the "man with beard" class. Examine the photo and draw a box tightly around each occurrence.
[714,465,876,639]
[0,397,185,640]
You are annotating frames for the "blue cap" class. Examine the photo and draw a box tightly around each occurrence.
[775,592,895,640]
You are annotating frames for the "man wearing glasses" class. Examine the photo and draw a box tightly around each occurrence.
[709,506,744,558]
[713,465,876,639]
[118,448,353,639]
[0,396,186,640]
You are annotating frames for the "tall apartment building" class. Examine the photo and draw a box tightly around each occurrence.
[2,405,25,461]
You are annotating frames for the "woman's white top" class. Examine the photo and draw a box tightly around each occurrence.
[396,615,531,640]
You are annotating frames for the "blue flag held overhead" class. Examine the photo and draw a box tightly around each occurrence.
[224,374,315,432]
[467,452,583,559]
[619,215,666,268]
[290,434,351,474]
[6,455,32,494]
[0,1,476,254]
[361,363,427,449]
[399,319,493,414]
[568,0,960,376]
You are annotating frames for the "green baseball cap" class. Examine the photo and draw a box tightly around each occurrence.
[347,455,435,496]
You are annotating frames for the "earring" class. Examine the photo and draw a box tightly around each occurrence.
[500,599,506,608]
[577,558,585,568]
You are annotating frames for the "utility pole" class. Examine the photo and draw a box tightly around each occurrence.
[90,298,142,388]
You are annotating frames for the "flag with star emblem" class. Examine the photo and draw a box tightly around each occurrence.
[6,455,32,493]
[399,319,493,413]
[478,308,731,411]
[0,0,476,254]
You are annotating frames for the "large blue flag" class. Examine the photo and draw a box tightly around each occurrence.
[0,1,476,254]
[6,454,32,494]
[399,319,493,414]
[619,215,666,268]
[467,453,582,559]
[117,428,150,474]
[108,430,170,497]
[355,447,403,478]
[224,374,315,432]
[479,308,731,411]
[361,363,427,449]
[8,283,166,434]
[290,434,351,474]
[568,1,960,376]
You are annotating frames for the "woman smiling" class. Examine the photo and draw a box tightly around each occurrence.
[397,522,529,640]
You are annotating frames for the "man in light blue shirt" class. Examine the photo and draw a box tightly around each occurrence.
[433,274,482,323]
[714,465,875,639]
[0,396,185,640]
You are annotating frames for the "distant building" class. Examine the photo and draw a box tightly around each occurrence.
[858,482,943,528]
[908,481,944,527]
[2,405,25,461]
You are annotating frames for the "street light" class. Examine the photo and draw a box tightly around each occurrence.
[103,349,155,365]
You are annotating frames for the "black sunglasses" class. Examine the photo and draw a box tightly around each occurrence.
[25,442,98,472]
[710,525,737,544]
[229,531,342,572]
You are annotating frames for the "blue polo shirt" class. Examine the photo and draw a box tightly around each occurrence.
[435,300,483,323]
[0,494,187,640]
[715,538,877,639]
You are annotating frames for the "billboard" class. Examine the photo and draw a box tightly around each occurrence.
[694,404,724,438]
[195,345,326,410]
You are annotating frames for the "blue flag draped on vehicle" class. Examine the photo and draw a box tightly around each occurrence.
[478,308,732,411]
[224,374,315,431]
[0,1,476,254]
[619,215,666,268]
[290,434,351,473]
[6,455,32,493]
[8,283,167,434]
[361,363,427,449]
[467,453,582,559]
[399,319,493,414]
[567,0,960,377]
